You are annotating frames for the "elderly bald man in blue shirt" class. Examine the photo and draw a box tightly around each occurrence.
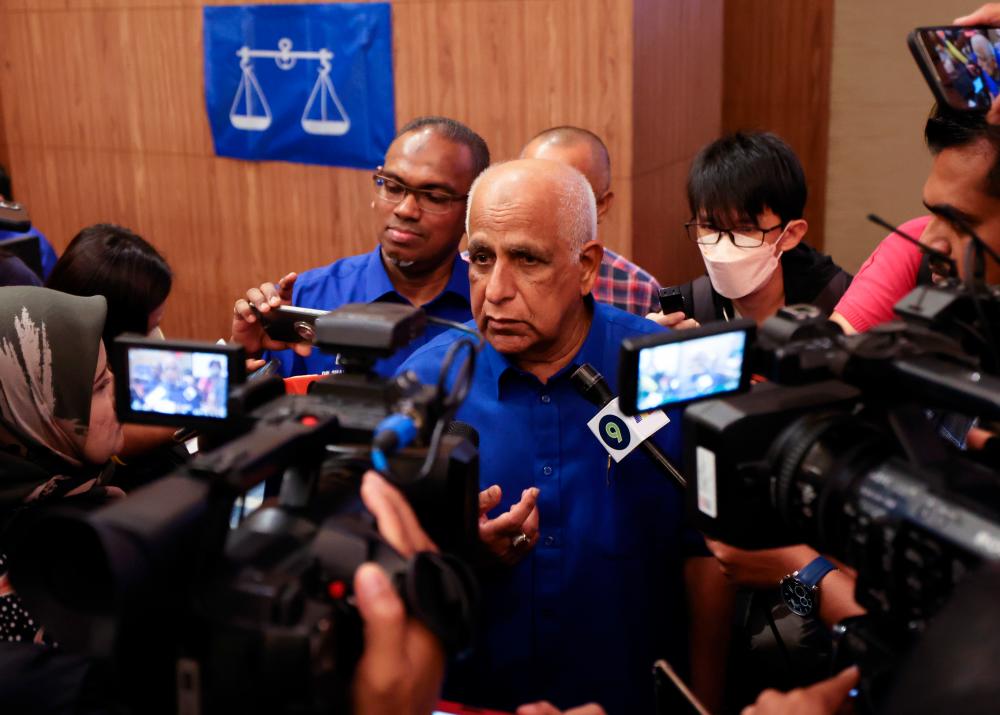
[398,159,730,715]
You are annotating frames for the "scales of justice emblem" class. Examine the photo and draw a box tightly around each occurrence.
[229,37,351,136]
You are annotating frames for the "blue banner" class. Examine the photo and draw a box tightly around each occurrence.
[203,3,395,169]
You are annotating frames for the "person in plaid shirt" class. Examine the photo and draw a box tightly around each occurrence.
[521,126,662,316]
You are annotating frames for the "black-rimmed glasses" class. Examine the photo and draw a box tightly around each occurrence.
[684,221,784,248]
[372,174,467,214]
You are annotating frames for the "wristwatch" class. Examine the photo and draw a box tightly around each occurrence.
[780,556,837,617]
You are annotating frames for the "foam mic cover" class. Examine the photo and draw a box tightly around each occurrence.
[446,420,480,448]
[570,363,615,407]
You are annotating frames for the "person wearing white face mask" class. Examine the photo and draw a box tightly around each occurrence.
[648,132,862,712]
[649,131,852,328]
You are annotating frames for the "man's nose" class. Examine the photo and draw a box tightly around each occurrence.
[393,191,422,219]
[484,260,516,304]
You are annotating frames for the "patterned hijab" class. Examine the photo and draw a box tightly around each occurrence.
[0,286,107,468]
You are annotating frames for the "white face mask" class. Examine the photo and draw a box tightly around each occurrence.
[698,232,783,300]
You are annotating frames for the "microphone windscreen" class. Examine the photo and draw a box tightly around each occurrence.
[446,420,479,448]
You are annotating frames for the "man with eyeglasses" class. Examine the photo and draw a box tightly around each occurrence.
[650,132,851,328]
[231,116,488,377]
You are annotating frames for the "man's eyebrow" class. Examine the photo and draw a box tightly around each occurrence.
[378,170,461,195]
[923,200,979,226]
[506,243,551,260]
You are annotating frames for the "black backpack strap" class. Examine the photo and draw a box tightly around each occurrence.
[691,275,726,324]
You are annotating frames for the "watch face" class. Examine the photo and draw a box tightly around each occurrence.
[781,577,816,617]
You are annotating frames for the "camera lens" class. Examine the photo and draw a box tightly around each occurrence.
[768,412,890,551]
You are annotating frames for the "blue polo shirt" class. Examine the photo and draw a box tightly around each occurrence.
[266,246,472,378]
[398,301,703,715]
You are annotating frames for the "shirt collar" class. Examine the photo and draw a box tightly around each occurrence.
[364,246,471,307]
[480,296,608,398]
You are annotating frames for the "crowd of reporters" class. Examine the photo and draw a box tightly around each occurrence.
[2,4,1000,714]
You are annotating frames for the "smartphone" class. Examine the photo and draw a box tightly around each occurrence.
[618,319,754,415]
[255,304,329,343]
[0,199,31,233]
[908,26,1000,112]
[658,286,688,317]
[653,659,711,715]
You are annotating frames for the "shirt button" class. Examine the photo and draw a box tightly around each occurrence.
[544,536,555,547]
[540,394,551,404]
[542,465,553,476]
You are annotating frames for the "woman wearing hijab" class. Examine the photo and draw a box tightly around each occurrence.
[0,286,124,644]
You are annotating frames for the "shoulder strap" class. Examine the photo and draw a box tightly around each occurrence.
[691,275,721,324]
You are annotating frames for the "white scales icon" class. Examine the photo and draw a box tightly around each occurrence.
[229,37,351,136]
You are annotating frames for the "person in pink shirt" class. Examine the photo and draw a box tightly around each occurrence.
[829,216,931,333]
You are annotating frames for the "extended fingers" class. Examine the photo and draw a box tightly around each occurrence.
[492,487,539,534]
[478,484,502,517]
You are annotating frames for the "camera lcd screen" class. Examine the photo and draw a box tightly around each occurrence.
[113,335,246,427]
[911,27,1000,112]
[619,320,754,415]
[129,348,231,418]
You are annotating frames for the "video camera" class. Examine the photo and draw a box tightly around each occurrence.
[10,302,483,715]
[619,269,1000,710]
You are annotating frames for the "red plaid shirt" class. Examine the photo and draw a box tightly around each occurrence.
[592,248,661,316]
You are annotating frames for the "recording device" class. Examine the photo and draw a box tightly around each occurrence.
[668,292,1000,710]
[0,233,43,278]
[909,26,1000,112]
[618,319,755,415]
[571,363,686,489]
[0,197,31,232]
[114,336,246,427]
[254,304,330,343]
[11,303,482,715]
[658,286,688,317]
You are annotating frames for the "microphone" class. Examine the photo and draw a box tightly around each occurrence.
[570,363,686,489]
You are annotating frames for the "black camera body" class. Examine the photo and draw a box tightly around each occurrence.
[680,286,1000,709]
[11,303,482,715]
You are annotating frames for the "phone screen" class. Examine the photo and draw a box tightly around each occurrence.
[636,330,748,412]
[912,27,1000,111]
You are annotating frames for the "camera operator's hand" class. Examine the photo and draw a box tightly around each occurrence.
[645,310,701,330]
[478,485,540,565]
[231,272,312,357]
[352,563,445,715]
[352,471,444,715]
[956,5,1000,125]
[360,470,438,556]
[516,702,607,715]
[706,539,818,590]
[741,665,859,715]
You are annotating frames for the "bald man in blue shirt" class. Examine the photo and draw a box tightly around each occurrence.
[399,159,729,714]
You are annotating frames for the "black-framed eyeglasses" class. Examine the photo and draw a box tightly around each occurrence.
[372,173,467,214]
[684,221,784,248]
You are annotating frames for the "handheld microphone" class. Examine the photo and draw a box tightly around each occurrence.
[570,363,686,489]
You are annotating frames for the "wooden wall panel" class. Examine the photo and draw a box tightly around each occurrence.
[0,0,638,340]
[721,0,834,253]
[631,0,724,287]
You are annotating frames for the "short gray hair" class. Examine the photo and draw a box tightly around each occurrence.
[465,160,597,260]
